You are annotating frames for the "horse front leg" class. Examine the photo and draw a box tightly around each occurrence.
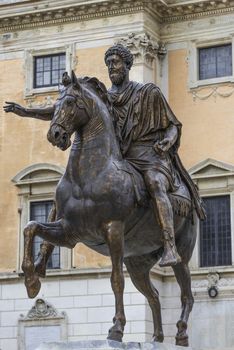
[104,221,125,342]
[35,202,56,278]
[22,219,68,298]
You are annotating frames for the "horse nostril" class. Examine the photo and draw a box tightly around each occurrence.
[54,131,60,139]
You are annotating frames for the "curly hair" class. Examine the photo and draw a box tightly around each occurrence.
[104,44,134,70]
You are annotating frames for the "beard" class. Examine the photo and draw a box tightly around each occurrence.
[109,66,127,85]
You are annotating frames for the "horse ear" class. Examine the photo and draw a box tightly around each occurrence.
[71,70,82,92]
[71,70,78,85]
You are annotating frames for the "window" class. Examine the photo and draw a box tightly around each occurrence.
[200,196,232,267]
[12,163,72,273]
[199,44,232,80]
[188,38,234,88]
[24,44,76,96]
[34,53,66,88]
[30,201,60,269]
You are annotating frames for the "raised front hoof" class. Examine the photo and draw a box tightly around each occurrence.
[25,276,41,298]
[107,326,123,342]
[176,335,189,347]
[152,332,164,343]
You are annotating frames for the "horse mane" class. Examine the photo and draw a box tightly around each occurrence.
[80,76,108,103]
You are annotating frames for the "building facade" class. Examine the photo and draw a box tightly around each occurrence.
[0,0,234,349]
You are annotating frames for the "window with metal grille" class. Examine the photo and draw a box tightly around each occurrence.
[34,53,66,88]
[200,196,232,267]
[30,201,60,269]
[199,44,232,80]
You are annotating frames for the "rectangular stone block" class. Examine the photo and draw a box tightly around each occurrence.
[14,298,34,311]
[39,280,60,297]
[2,282,27,299]
[125,305,146,321]
[0,299,14,311]
[60,279,88,297]
[88,279,112,295]
[0,311,20,327]
[130,293,146,305]
[0,338,17,350]
[66,308,88,324]
[102,294,114,307]
[74,295,102,308]
[47,296,74,309]
[73,323,102,336]
[88,306,114,323]
[0,326,14,339]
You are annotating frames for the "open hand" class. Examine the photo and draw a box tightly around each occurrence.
[154,138,172,153]
[3,101,26,116]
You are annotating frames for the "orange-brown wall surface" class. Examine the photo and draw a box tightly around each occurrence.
[168,49,234,169]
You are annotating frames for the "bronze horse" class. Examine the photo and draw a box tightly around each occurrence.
[19,72,196,346]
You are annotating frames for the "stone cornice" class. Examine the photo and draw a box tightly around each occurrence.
[2,0,234,33]
[0,1,147,34]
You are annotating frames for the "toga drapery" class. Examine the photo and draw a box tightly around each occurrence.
[107,81,206,220]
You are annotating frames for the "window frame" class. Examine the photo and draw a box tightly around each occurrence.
[198,44,232,81]
[24,44,76,97]
[33,53,66,89]
[199,194,232,268]
[12,163,71,274]
[188,36,234,89]
[188,159,234,272]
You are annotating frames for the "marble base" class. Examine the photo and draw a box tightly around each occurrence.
[36,340,192,350]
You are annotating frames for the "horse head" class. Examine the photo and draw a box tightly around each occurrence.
[47,71,91,151]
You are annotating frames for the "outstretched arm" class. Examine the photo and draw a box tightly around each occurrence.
[3,102,54,121]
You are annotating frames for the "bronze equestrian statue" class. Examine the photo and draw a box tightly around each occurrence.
[4,44,205,347]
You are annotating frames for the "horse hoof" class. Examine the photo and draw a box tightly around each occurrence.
[152,333,164,343]
[107,327,123,342]
[175,335,189,347]
[25,277,41,298]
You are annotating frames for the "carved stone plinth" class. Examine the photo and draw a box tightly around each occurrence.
[36,340,192,350]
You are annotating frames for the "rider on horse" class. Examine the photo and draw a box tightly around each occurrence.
[105,44,205,268]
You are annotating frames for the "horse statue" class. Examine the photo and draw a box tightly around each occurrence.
[8,72,197,347]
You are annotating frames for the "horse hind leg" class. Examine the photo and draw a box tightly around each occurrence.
[124,252,164,343]
[172,262,194,347]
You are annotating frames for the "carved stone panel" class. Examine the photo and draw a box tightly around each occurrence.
[18,299,67,350]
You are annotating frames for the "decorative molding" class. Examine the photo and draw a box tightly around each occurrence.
[116,32,159,67]
[160,1,234,24]
[0,1,145,33]
[12,162,64,185]
[191,85,234,101]
[20,299,62,320]
[2,1,234,33]
[189,158,234,178]
[26,95,56,108]
[18,298,67,350]
[207,271,220,289]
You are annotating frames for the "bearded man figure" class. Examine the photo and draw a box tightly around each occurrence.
[105,44,205,267]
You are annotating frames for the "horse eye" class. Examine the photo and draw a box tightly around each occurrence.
[67,99,73,105]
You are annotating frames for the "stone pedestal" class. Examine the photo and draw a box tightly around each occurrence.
[36,340,192,350]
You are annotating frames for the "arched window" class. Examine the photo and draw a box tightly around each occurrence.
[12,163,72,272]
